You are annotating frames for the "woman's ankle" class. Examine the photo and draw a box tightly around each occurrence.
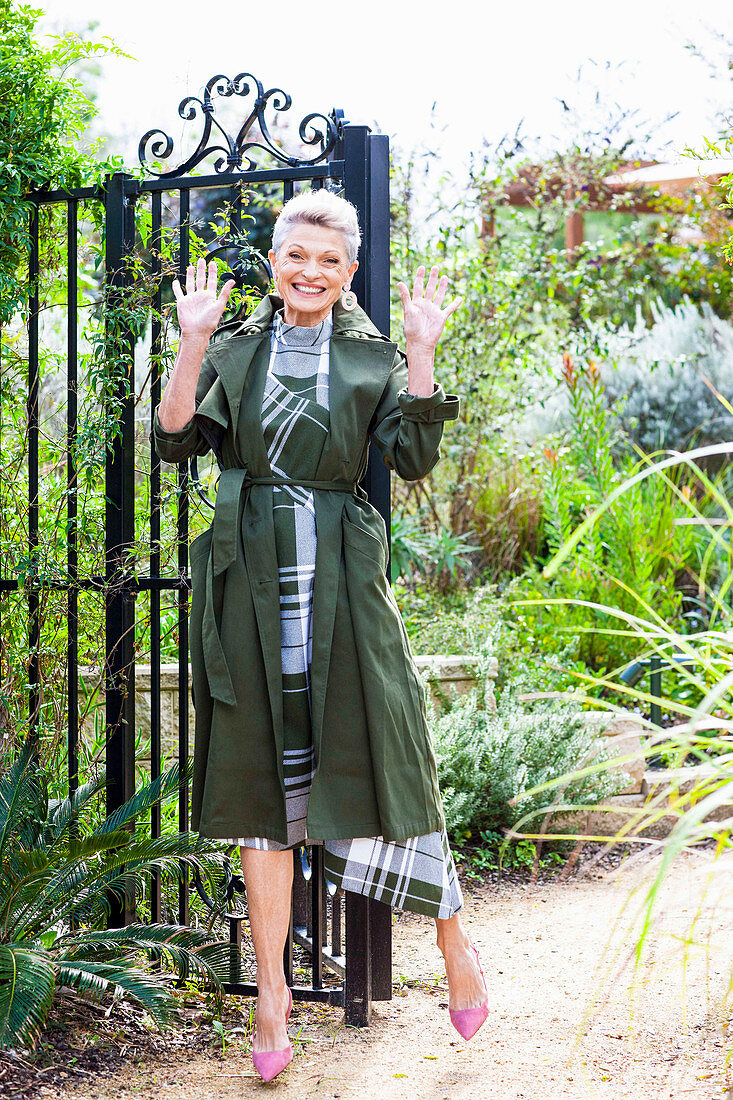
[255,971,288,998]
[435,916,471,956]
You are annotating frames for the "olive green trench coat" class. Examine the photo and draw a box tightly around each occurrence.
[151,293,461,844]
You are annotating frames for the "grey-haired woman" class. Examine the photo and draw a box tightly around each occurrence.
[152,189,488,1082]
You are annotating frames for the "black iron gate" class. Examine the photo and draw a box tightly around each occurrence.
[14,72,393,1025]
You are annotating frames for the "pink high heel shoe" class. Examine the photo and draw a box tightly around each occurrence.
[251,988,293,1083]
[449,940,489,1041]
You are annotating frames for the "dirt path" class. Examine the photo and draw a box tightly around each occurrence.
[48,850,733,1099]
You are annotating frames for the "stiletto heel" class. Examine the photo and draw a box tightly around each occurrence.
[251,987,293,1082]
[449,940,489,1041]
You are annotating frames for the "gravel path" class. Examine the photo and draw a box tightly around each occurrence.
[32,849,733,1099]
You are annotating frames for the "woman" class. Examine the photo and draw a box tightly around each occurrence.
[152,189,488,1082]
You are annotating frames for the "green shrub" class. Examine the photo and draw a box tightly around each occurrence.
[429,658,626,842]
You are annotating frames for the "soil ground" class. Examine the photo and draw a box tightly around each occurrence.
[5,846,732,1100]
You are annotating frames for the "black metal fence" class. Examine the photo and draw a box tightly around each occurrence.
[8,73,393,1025]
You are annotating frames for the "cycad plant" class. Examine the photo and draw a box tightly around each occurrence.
[0,738,234,1051]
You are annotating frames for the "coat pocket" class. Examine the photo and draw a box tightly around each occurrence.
[342,517,387,570]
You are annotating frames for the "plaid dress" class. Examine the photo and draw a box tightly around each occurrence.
[221,309,463,921]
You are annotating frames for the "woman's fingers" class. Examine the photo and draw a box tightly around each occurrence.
[205,259,218,295]
[424,265,440,300]
[412,265,425,302]
[433,274,449,308]
[396,281,411,311]
[443,295,462,318]
[185,264,195,296]
[195,257,207,293]
[218,278,236,304]
[171,278,183,302]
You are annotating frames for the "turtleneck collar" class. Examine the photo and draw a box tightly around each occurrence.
[273,308,334,347]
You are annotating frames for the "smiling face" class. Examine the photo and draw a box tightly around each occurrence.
[269,223,358,327]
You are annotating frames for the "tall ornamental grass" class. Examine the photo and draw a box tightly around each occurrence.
[507,439,733,951]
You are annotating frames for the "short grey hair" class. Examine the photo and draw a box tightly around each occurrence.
[271,189,362,266]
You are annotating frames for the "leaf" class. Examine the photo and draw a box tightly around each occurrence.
[55,960,176,1026]
[0,739,45,856]
[58,922,233,985]
[0,944,56,1050]
[96,760,191,836]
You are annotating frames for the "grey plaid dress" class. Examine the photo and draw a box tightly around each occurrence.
[221,309,463,921]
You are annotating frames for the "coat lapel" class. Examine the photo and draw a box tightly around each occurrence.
[316,298,396,479]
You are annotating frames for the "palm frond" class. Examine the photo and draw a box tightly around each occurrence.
[0,740,46,856]
[44,774,108,844]
[8,833,223,939]
[2,836,133,943]
[55,960,178,1026]
[0,944,56,1051]
[96,759,192,836]
[58,923,234,983]
[57,835,227,927]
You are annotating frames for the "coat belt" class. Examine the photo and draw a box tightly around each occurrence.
[202,468,360,707]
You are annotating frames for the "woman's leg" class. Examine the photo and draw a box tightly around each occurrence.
[435,912,487,1010]
[239,847,294,1052]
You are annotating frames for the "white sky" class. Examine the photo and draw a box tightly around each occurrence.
[39,0,733,173]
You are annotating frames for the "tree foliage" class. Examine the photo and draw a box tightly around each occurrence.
[0,0,126,322]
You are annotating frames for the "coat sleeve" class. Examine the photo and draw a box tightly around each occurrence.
[150,343,227,466]
[368,348,461,480]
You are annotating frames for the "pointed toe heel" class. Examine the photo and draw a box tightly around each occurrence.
[252,1046,293,1083]
[449,1001,489,1041]
[251,987,294,1082]
[449,939,489,1042]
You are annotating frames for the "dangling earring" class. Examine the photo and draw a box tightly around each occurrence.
[341,287,357,311]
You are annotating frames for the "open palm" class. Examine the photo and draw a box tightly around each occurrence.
[172,257,236,337]
[396,265,461,352]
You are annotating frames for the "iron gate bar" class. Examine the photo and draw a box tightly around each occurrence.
[28,202,40,737]
[31,184,102,204]
[66,198,79,798]
[104,172,138,926]
[338,124,394,1019]
[150,188,163,926]
[177,187,191,927]
[133,163,345,195]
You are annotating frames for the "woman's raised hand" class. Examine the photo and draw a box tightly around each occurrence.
[396,266,462,353]
[172,257,236,338]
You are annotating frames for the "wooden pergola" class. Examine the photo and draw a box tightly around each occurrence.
[483,158,733,251]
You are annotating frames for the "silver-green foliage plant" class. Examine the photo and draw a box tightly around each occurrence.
[429,656,626,842]
[599,297,733,453]
[0,740,234,1051]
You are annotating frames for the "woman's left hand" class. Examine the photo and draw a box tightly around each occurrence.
[396,265,462,353]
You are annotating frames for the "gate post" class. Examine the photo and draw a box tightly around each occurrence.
[341,124,394,1023]
[104,171,138,926]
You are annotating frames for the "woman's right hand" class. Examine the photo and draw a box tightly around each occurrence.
[172,257,236,338]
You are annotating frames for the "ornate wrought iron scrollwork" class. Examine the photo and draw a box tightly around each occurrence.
[138,72,342,177]
[191,850,247,921]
